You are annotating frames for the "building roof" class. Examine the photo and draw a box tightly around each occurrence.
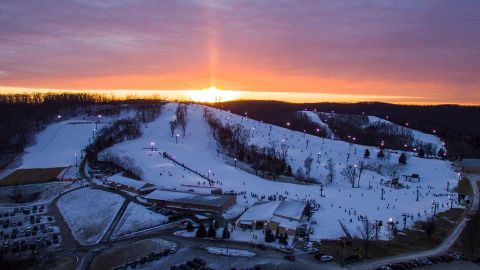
[107,174,151,190]
[237,199,307,230]
[143,189,233,207]
[270,216,300,230]
[274,199,307,221]
[238,201,281,222]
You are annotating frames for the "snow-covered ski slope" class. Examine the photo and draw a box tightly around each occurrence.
[367,115,444,150]
[15,111,134,170]
[20,120,96,169]
[102,103,459,240]
[308,111,443,151]
[301,111,334,139]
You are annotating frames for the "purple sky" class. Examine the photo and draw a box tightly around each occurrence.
[0,1,479,104]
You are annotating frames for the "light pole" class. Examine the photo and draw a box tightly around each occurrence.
[234,158,237,168]
[92,128,96,137]
[96,114,102,129]
[75,154,78,167]
[175,134,179,144]
[208,170,211,179]
[388,217,395,236]
[150,142,155,151]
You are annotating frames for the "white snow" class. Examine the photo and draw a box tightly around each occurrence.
[367,115,444,150]
[238,201,280,223]
[57,187,124,245]
[112,202,168,237]
[107,173,149,190]
[301,111,334,139]
[205,247,257,257]
[274,199,306,220]
[20,120,99,169]
[98,103,461,241]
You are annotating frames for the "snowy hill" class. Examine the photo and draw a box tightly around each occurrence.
[306,110,445,154]
[100,103,460,240]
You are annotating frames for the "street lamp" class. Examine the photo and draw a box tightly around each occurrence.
[150,142,155,151]
[208,170,211,179]
[96,114,102,129]
[74,153,78,167]
[234,158,237,168]
[175,134,179,144]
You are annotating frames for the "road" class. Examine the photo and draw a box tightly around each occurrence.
[349,173,480,270]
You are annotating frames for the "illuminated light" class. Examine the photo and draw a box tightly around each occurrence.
[187,86,240,103]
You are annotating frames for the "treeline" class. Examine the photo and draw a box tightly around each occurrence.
[0,93,111,168]
[204,109,292,179]
[212,101,480,159]
[320,113,438,156]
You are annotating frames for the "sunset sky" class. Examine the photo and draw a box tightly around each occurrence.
[0,1,479,104]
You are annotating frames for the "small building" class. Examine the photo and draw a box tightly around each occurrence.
[237,199,307,236]
[106,174,156,195]
[143,189,236,213]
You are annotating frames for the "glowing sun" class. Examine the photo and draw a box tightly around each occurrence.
[187,86,240,103]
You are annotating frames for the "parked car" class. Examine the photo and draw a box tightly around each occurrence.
[345,254,362,264]
[284,253,296,261]
[306,247,319,254]
[320,255,334,262]
[277,245,293,253]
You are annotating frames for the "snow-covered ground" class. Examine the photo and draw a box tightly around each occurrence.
[112,202,168,238]
[367,115,444,151]
[205,247,257,257]
[301,111,334,139]
[175,226,295,247]
[97,103,460,241]
[19,120,98,169]
[57,188,124,245]
[311,111,444,151]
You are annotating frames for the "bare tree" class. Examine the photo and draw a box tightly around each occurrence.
[341,165,356,188]
[169,119,176,138]
[325,158,335,183]
[304,156,313,181]
[422,216,437,239]
[358,218,376,257]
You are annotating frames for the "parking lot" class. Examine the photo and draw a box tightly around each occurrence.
[0,203,62,256]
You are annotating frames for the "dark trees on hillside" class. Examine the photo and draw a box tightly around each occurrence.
[214,100,480,159]
[204,110,289,180]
